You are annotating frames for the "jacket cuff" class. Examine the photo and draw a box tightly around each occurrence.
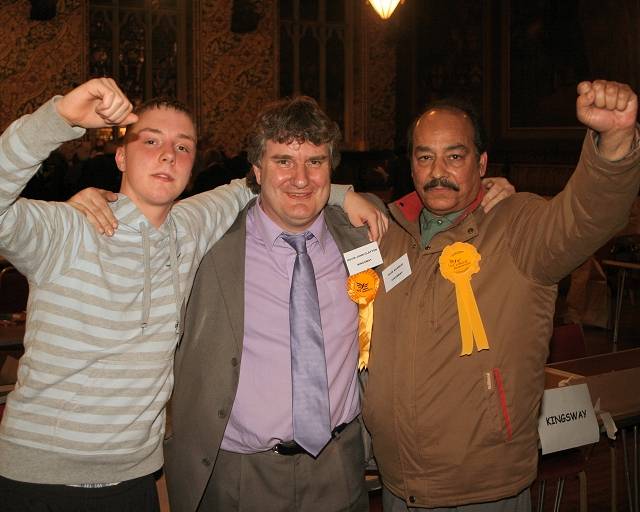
[588,125,640,165]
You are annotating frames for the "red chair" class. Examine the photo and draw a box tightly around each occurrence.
[547,323,587,364]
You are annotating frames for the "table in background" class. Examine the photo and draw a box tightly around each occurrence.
[548,349,640,511]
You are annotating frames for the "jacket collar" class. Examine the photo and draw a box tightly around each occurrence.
[391,187,485,224]
[389,188,485,253]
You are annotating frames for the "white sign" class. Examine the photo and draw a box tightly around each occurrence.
[381,253,412,292]
[343,241,383,276]
[538,383,600,455]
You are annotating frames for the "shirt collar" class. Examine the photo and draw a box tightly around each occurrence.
[420,208,459,227]
[253,197,329,252]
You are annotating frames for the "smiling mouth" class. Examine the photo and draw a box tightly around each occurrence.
[152,173,175,182]
[286,192,312,199]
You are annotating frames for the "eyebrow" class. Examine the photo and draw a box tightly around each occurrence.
[137,127,196,144]
[415,143,469,153]
[269,154,329,161]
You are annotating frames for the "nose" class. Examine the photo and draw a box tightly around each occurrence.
[291,163,309,188]
[159,145,176,164]
[431,155,447,178]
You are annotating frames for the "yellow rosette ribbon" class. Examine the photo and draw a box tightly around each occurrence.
[439,242,489,356]
[346,269,380,371]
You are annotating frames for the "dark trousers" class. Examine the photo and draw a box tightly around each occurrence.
[0,473,160,512]
[199,419,369,511]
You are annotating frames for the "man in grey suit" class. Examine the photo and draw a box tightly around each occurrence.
[164,96,379,512]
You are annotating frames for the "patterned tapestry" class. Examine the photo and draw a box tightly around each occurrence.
[197,0,276,157]
[0,0,85,132]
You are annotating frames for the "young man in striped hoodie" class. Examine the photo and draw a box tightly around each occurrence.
[0,78,383,511]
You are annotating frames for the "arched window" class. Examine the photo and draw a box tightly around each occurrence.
[278,0,354,145]
[89,0,192,106]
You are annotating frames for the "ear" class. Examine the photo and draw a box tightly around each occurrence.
[115,146,126,174]
[478,152,488,177]
[252,164,262,185]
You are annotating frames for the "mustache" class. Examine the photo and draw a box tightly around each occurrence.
[423,177,460,192]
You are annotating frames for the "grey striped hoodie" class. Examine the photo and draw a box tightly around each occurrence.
[0,97,255,484]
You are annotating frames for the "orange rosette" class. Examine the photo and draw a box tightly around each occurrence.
[346,269,380,370]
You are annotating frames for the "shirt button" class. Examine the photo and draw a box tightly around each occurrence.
[409,496,416,503]
[436,219,443,225]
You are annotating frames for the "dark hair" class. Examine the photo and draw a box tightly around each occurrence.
[123,97,196,143]
[246,96,341,192]
[407,98,486,159]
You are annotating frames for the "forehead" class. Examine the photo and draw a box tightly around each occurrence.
[264,139,330,156]
[413,108,474,147]
[131,107,196,139]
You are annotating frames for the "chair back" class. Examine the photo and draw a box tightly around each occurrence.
[548,323,587,363]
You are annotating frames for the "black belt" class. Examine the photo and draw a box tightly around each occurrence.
[271,421,350,456]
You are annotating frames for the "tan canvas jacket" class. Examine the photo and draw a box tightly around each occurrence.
[363,132,640,508]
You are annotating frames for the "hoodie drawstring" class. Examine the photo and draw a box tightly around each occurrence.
[139,220,183,335]
[140,222,151,332]
[168,218,182,334]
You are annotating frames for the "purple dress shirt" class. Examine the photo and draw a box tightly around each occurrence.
[220,202,360,453]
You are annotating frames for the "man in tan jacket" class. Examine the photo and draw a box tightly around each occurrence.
[363,80,639,511]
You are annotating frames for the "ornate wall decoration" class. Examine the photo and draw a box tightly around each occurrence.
[197,0,276,156]
[0,0,85,131]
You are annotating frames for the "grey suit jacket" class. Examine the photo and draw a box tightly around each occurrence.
[164,199,371,512]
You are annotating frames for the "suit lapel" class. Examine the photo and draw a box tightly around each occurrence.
[210,201,254,353]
